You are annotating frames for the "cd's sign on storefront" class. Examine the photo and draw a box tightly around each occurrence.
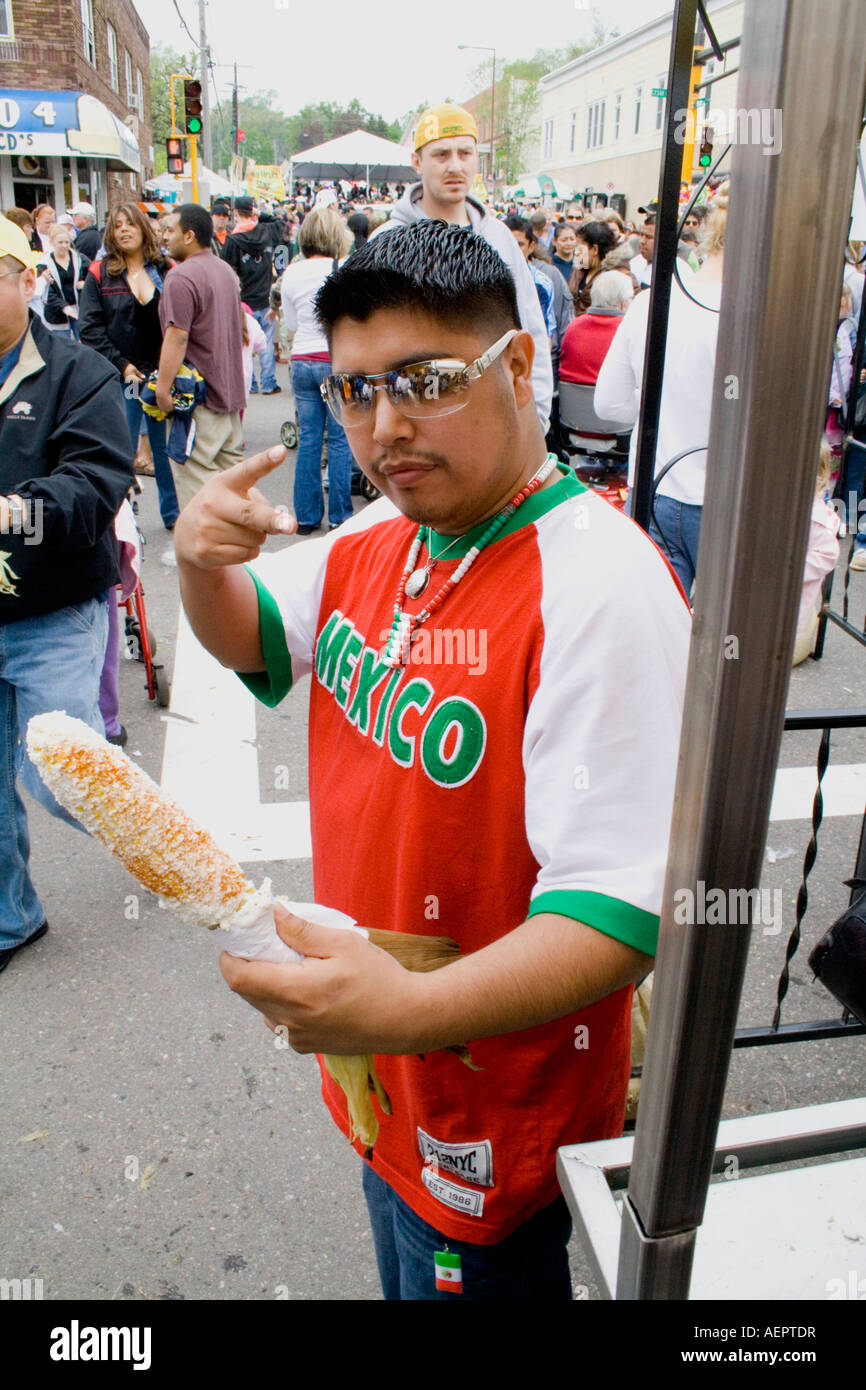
[0,91,140,170]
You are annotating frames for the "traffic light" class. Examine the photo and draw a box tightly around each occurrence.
[699,130,714,168]
[183,78,203,136]
[166,136,184,175]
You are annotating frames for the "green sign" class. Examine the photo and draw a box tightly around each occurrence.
[652,87,667,98]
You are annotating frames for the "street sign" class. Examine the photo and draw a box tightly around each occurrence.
[652,87,667,97]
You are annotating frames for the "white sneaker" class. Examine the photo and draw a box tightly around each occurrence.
[850,546,866,571]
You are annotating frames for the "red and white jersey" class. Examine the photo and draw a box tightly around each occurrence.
[241,463,690,1243]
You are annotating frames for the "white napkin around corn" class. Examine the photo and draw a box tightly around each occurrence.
[217,882,367,965]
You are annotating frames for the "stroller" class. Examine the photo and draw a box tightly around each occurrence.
[121,481,170,707]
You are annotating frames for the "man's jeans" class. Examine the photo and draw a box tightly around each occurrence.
[0,596,109,948]
[648,493,703,598]
[362,1163,574,1301]
[124,390,179,529]
[843,440,866,547]
[250,309,277,393]
[291,358,354,528]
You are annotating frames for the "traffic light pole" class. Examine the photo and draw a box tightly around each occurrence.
[189,133,198,205]
[198,0,212,170]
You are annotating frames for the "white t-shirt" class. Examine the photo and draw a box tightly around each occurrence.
[593,275,723,506]
[280,255,344,357]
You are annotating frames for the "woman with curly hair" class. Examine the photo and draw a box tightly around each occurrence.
[79,202,179,529]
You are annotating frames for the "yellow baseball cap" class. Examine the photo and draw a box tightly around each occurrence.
[0,215,42,269]
[414,104,479,151]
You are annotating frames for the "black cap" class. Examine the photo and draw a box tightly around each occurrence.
[212,201,230,215]
[637,200,659,216]
[234,195,255,212]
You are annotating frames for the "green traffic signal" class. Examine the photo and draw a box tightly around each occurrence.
[184,79,203,137]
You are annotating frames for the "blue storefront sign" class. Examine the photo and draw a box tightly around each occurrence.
[0,89,139,170]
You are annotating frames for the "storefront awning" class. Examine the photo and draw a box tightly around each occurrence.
[0,89,140,172]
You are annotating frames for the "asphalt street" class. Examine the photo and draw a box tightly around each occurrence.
[2,379,865,1303]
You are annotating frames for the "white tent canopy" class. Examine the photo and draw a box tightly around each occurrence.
[507,173,576,202]
[145,163,233,198]
[290,129,415,183]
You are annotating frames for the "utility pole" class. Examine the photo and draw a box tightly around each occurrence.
[198,0,212,169]
[232,62,239,157]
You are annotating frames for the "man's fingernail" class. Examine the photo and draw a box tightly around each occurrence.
[268,446,283,461]
[273,512,293,533]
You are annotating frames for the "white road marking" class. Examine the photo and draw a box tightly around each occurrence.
[160,610,311,864]
[160,612,864,861]
[769,762,866,822]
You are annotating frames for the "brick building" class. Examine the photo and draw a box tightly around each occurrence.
[0,0,151,218]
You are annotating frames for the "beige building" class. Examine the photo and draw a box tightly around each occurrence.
[538,0,743,217]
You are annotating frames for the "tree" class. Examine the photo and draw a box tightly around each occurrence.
[467,16,621,185]
[284,101,402,155]
[150,42,198,174]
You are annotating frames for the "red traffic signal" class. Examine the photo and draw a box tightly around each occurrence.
[184,78,203,136]
[166,136,184,175]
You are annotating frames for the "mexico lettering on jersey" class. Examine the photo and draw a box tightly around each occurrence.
[239,462,690,1244]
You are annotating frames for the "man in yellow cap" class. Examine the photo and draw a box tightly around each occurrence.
[0,215,134,974]
[373,103,553,431]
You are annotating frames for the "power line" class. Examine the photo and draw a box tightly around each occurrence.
[172,0,198,53]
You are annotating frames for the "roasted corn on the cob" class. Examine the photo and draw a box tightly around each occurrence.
[25,711,462,1155]
[26,711,248,927]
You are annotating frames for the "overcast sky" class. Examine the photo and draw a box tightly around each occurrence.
[136,0,675,130]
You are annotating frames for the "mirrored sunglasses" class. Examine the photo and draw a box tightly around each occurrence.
[320,328,518,428]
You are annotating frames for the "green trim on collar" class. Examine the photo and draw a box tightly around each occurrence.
[528,888,659,957]
[427,459,584,560]
[235,568,294,708]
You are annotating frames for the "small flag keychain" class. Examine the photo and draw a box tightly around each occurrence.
[434,1247,463,1294]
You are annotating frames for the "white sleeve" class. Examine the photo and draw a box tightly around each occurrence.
[523,499,690,955]
[239,498,400,706]
[280,269,298,333]
[593,293,648,426]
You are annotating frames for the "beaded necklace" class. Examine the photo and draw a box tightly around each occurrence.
[383,453,560,668]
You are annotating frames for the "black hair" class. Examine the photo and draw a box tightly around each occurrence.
[347,211,370,246]
[176,203,213,248]
[576,220,617,258]
[503,213,535,242]
[315,219,520,340]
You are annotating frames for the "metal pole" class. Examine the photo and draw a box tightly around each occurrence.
[631,0,700,533]
[616,0,866,1300]
[190,132,198,205]
[680,15,704,186]
[232,63,239,158]
[490,51,496,199]
[199,0,212,170]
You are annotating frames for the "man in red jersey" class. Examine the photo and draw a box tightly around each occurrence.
[174,220,690,1299]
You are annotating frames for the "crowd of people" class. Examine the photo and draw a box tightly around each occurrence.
[1,98,864,1303]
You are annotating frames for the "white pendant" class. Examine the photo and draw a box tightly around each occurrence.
[404,567,430,599]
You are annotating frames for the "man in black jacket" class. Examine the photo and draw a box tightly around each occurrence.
[71,202,103,260]
[220,195,282,394]
[0,215,134,974]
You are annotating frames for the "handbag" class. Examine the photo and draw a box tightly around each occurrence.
[808,879,866,1025]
